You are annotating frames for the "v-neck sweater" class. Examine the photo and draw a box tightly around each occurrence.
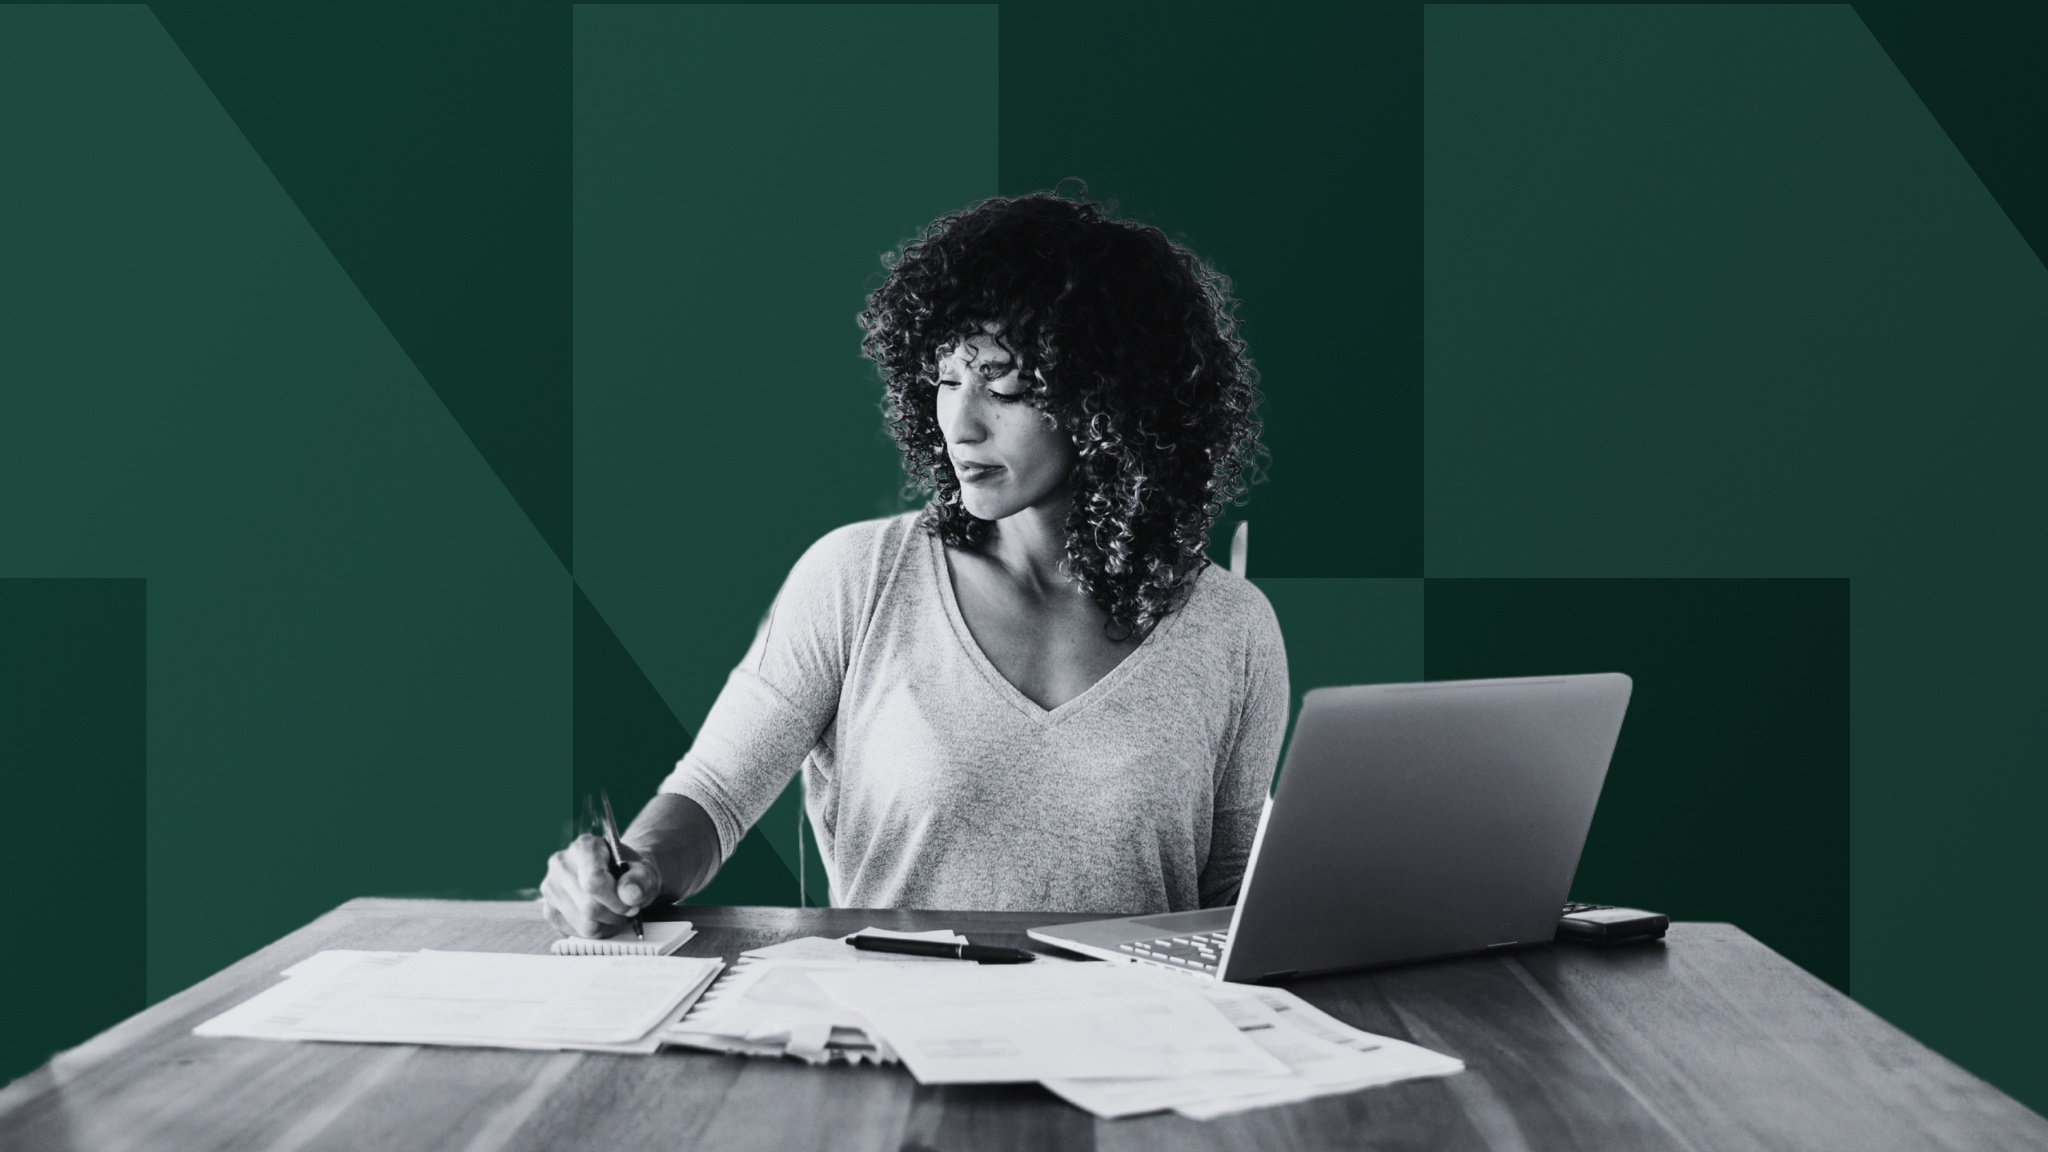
[658,512,1289,914]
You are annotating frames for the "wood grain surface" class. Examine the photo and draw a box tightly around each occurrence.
[1,901,2040,1151]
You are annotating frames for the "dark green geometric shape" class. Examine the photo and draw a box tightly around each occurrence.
[1854,0,2048,274]
[690,817,800,909]
[1425,578,1850,994]
[574,581,691,823]
[999,0,1422,578]
[0,579,145,1086]
[0,6,570,1000]
[574,581,797,905]
[150,0,573,570]
[795,792,832,908]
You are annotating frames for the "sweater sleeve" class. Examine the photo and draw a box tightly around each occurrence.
[656,522,876,861]
[1198,582,1290,908]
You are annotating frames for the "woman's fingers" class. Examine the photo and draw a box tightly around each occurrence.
[615,859,660,911]
[543,869,626,938]
[539,831,673,938]
[565,834,636,917]
[542,840,631,937]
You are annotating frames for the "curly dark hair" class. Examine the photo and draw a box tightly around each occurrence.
[858,188,1265,641]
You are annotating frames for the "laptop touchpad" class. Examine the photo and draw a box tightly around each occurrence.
[1130,907,1236,933]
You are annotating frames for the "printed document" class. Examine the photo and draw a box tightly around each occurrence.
[1043,980,1465,1119]
[809,962,1291,1083]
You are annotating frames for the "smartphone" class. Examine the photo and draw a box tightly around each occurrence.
[1557,903,1669,944]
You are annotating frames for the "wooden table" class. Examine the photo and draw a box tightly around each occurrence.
[3,900,2042,1151]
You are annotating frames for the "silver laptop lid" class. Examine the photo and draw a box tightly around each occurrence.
[1220,672,1632,982]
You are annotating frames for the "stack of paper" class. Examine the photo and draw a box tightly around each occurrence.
[1041,977,1466,1119]
[809,962,1293,1086]
[665,929,1463,1119]
[201,936,1462,1120]
[195,949,723,1055]
[663,927,974,1064]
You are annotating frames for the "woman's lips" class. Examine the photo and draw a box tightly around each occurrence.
[956,461,1005,483]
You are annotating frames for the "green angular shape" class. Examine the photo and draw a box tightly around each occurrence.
[690,818,800,909]
[1000,0,1422,577]
[1854,1,2048,273]
[573,3,998,900]
[150,0,573,569]
[0,6,569,1000]
[1425,578,1851,995]
[574,581,691,820]
[571,581,797,904]
[0,580,145,1084]
[1426,5,2048,1109]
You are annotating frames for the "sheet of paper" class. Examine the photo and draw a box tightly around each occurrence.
[1232,984,1391,1053]
[291,950,708,1044]
[810,963,1292,1084]
[664,957,914,1063]
[555,969,721,1056]
[198,951,414,1040]
[196,950,722,1052]
[1173,1031,1464,1120]
[1043,981,1464,1119]
[674,958,873,1036]
[848,926,968,943]
[278,950,411,981]
[663,1027,895,1064]
[743,936,953,963]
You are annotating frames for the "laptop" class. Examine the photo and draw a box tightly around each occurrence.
[1027,672,1633,983]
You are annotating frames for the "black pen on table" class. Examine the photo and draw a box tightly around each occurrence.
[847,935,1035,964]
[598,789,643,940]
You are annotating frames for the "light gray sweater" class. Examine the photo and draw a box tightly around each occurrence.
[659,513,1288,914]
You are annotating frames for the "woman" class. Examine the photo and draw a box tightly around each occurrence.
[542,190,1284,938]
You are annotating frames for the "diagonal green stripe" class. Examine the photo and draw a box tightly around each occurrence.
[150,0,574,570]
[0,4,570,1001]
[1853,0,2048,275]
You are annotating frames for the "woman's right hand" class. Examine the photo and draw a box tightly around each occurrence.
[540,834,663,939]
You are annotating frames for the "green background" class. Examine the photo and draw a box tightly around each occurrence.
[1,0,2042,1115]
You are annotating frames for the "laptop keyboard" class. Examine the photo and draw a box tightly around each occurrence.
[1116,929,1230,975]
[1121,906,1607,976]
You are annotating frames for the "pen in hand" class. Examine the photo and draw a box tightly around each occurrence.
[599,789,643,940]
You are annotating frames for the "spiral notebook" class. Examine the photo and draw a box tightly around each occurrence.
[550,920,696,956]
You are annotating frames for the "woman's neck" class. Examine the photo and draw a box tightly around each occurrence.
[983,496,1075,598]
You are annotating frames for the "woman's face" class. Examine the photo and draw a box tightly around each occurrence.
[935,332,1077,523]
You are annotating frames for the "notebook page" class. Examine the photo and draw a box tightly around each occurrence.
[282,951,716,1045]
[551,920,695,956]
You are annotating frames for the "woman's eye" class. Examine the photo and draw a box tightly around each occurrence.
[988,389,1025,403]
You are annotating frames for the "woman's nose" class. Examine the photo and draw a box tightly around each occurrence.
[941,388,990,443]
